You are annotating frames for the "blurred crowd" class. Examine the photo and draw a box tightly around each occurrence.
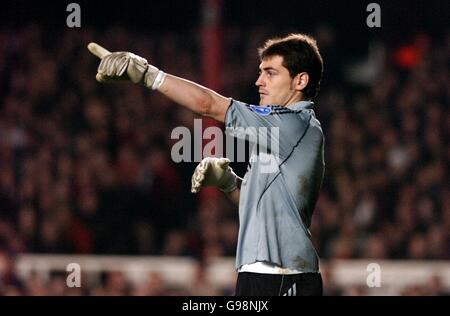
[0,23,449,295]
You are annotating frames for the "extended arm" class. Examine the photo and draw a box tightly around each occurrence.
[87,42,230,122]
[158,74,230,122]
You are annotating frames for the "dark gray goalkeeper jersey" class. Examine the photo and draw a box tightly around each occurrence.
[225,99,325,272]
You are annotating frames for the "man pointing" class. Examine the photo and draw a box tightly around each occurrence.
[89,33,325,296]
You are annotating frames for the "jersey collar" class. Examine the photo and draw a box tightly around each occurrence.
[286,101,315,111]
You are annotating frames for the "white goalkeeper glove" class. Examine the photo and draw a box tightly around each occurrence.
[87,42,166,90]
[191,157,239,194]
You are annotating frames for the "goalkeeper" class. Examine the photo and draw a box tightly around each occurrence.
[88,33,325,296]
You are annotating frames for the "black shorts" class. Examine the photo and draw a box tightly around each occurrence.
[235,272,323,296]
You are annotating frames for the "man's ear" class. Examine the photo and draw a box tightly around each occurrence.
[294,72,309,91]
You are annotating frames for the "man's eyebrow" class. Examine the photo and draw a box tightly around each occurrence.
[259,66,278,72]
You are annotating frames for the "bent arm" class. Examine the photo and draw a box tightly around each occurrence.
[225,178,242,206]
[157,74,231,123]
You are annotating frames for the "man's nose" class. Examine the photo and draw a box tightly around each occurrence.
[255,74,264,86]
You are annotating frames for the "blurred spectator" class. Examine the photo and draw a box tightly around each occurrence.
[0,251,24,295]
[426,275,450,296]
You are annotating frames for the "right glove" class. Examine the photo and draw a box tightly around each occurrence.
[87,42,166,90]
[191,157,238,194]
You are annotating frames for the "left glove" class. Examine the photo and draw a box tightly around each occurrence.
[87,42,165,90]
[191,157,238,194]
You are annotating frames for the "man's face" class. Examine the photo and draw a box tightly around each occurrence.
[255,55,300,106]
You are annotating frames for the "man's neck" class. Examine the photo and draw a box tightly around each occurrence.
[283,96,305,107]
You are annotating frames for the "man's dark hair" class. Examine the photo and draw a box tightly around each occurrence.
[258,33,323,100]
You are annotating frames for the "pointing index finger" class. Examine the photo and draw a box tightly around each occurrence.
[87,42,111,59]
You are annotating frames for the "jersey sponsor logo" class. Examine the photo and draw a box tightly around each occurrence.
[249,105,272,116]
